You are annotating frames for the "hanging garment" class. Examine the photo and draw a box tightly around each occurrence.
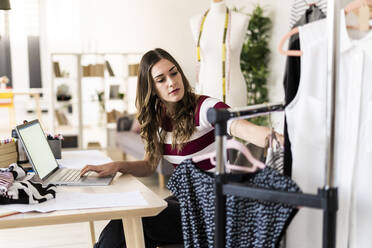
[283,4,326,177]
[289,0,327,27]
[167,159,301,248]
[284,17,328,248]
[334,11,372,248]
[0,163,56,204]
[265,144,284,174]
[284,4,326,106]
[285,11,372,248]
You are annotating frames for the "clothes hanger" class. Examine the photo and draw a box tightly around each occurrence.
[263,110,281,155]
[344,0,372,30]
[278,0,372,57]
[265,111,279,149]
[278,0,317,57]
[192,138,266,173]
[306,0,321,7]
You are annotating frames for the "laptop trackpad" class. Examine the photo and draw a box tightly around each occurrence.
[80,175,113,185]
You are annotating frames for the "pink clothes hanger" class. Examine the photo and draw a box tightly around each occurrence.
[278,0,372,57]
[192,139,266,173]
[278,27,302,57]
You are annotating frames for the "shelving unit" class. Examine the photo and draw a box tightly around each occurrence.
[50,52,142,149]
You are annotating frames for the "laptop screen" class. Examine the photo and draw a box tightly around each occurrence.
[17,120,58,179]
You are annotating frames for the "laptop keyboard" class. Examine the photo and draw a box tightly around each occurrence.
[55,169,94,182]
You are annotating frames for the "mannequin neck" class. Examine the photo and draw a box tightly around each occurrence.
[210,0,226,13]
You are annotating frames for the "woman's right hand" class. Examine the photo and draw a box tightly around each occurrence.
[80,162,120,178]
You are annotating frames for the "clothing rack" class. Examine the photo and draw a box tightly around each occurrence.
[209,1,340,246]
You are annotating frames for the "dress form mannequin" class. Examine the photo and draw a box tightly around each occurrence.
[190,0,248,107]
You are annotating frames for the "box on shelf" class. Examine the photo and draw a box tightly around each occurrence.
[106,109,122,123]
[55,110,69,126]
[128,64,139,76]
[53,61,62,77]
[0,141,17,168]
[48,140,62,159]
[61,135,78,148]
[82,64,105,77]
[87,142,101,149]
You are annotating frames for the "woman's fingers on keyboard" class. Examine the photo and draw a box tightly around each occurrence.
[80,165,99,176]
[97,172,108,177]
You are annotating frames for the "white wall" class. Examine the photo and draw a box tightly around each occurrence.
[3,0,352,133]
[42,0,211,84]
[42,0,351,94]
[41,0,293,93]
[38,0,307,131]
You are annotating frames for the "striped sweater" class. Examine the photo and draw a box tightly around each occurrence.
[162,95,229,171]
[290,0,327,27]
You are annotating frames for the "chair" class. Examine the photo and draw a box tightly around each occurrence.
[0,92,16,127]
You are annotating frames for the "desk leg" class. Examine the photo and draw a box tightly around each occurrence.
[89,221,96,247]
[158,173,165,189]
[122,217,145,248]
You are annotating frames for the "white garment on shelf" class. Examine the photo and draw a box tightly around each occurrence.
[189,1,248,107]
[285,10,372,248]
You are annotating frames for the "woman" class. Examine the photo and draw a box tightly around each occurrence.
[81,48,282,248]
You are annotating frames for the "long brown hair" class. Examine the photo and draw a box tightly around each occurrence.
[135,48,197,167]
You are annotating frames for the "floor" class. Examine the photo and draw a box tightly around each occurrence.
[0,147,171,248]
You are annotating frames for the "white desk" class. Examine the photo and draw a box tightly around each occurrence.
[0,150,167,248]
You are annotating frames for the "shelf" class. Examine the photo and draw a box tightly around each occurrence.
[51,52,141,149]
[106,98,125,102]
[82,76,105,79]
[54,77,77,80]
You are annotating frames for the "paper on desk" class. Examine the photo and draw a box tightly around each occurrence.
[0,191,147,213]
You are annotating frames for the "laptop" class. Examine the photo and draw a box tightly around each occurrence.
[16,120,114,186]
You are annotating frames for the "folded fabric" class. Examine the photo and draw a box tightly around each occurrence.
[0,172,13,195]
[0,162,25,195]
[0,163,26,180]
[0,163,56,205]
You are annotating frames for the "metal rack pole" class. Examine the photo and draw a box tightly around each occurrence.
[326,0,340,190]
[213,114,228,248]
[322,0,341,246]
